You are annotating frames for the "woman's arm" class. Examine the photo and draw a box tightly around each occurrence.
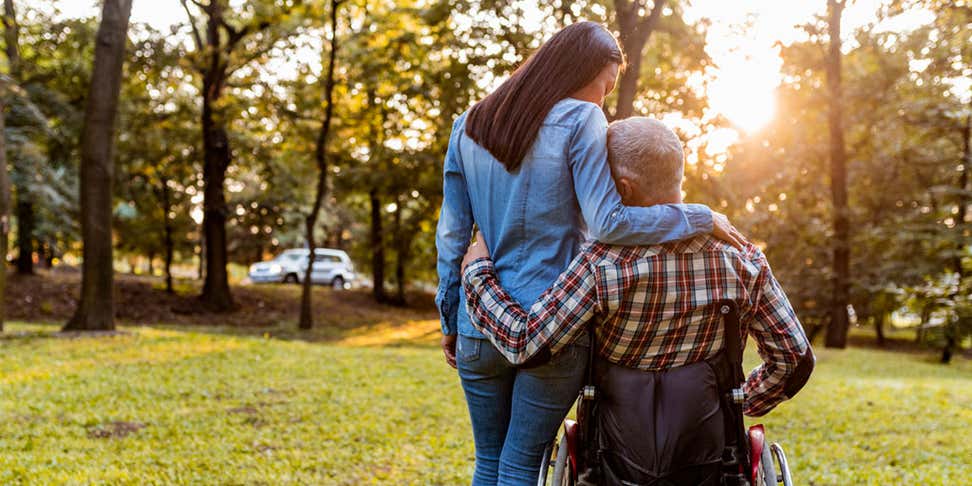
[435,114,473,337]
[569,103,713,245]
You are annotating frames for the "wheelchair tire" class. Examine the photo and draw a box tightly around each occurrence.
[759,437,777,485]
[551,434,571,485]
[537,441,554,486]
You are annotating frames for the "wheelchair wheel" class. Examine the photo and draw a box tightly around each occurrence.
[551,434,571,485]
[537,434,572,486]
[770,443,794,486]
[537,441,554,486]
[757,438,777,485]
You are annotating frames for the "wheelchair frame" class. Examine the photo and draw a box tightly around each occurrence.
[537,301,794,486]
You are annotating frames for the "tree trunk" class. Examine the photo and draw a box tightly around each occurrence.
[160,180,174,293]
[3,0,19,78]
[824,0,850,349]
[612,0,667,119]
[392,195,407,306]
[14,196,31,274]
[0,95,9,331]
[874,313,886,347]
[955,112,970,276]
[40,241,53,267]
[199,90,234,310]
[64,0,133,332]
[941,332,955,364]
[299,0,340,330]
[197,223,205,280]
[191,2,235,312]
[370,188,386,303]
[0,0,11,330]
[916,305,931,344]
[146,251,155,275]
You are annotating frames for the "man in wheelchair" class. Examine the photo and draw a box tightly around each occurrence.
[460,117,814,486]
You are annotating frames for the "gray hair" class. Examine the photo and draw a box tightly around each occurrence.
[606,117,685,200]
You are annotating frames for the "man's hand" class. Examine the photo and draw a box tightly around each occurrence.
[441,334,457,369]
[462,230,490,271]
[712,211,747,250]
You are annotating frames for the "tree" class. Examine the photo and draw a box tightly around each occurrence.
[180,0,301,311]
[63,0,133,332]
[824,0,851,348]
[0,84,7,332]
[612,0,668,119]
[0,0,16,330]
[299,0,342,330]
[2,7,90,278]
[3,0,29,275]
[115,29,199,294]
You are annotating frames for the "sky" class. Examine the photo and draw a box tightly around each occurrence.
[48,0,932,133]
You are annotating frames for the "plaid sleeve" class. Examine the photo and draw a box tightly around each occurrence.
[742,254,813,417]
[462,250,601,365]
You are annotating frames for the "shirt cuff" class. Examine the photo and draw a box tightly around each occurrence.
[685,203,714,234]
[435,286,458,336]
[462,258,495,286]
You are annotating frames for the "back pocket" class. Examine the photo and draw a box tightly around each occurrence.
[458,336,481,363]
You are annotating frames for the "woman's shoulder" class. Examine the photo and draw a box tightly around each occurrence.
[546,98,607,129]
[452,110,469,131]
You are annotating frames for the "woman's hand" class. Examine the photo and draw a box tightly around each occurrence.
[441,334,457,369]
[462,230,490,271]
[712,212,747,250]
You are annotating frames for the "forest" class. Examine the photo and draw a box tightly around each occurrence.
[0,1,970,484]
[0,1,969,350]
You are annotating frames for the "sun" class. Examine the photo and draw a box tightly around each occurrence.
[707,71,778,132]
[702,32,783,133]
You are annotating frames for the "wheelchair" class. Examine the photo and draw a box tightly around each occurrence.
[537,301,794,486]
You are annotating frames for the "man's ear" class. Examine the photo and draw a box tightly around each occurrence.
[616,177,634,202]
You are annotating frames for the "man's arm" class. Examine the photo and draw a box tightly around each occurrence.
[461,249,602,365]
[742,254,815,417]
[567,103,745,249]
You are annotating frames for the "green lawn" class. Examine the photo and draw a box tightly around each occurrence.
[1,321,970,485]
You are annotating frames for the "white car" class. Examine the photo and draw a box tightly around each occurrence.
[248,248,355,289]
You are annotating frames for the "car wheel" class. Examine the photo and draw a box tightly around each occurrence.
[284,273,299,284]
[331,276,346,290]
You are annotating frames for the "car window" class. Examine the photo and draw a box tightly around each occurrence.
[314,255,342,263]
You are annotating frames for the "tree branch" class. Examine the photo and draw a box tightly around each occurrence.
[179,0,204,52]
[635,0,667,40]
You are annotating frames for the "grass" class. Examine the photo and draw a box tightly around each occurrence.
[1,318,970,485]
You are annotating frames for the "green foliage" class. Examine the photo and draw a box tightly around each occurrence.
[0,322,969,484]
[114,26,199,266]
[690,4,972,340]
[905,272,972,350]
[4,1,969,348]
[3,7,93,256]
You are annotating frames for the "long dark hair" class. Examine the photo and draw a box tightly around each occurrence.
[464,21,625,172]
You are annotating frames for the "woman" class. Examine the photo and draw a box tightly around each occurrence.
[436,21,742,485]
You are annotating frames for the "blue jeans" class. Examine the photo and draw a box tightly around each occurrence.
[457,336,588,485]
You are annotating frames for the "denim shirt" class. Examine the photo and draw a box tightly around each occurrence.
[435,98,713,337]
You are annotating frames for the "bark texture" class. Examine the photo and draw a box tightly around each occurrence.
[612,0,667,119]
[370,189,387,303]
[299,0,341,330]
[824,0,851,349]
[64,0,133,331]
[0,0,16,330]
[0,97,8,331]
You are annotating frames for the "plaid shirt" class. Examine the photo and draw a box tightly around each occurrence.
[462,235,812,417]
